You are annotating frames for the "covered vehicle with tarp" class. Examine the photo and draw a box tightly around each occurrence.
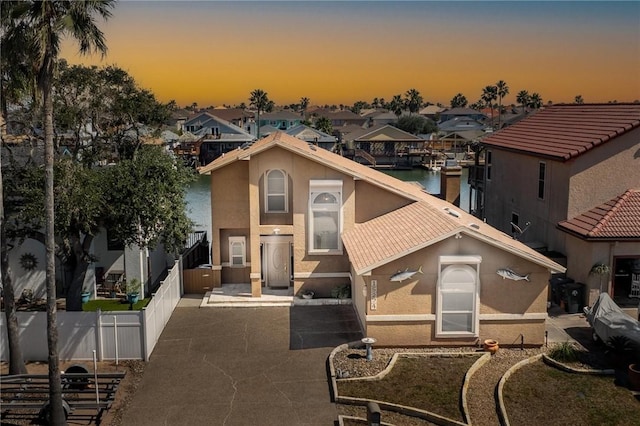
[584,292,640,347]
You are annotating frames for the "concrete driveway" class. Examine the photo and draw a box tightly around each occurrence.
[122,304,363,425]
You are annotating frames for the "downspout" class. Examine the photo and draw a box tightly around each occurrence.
[607,242,615,295]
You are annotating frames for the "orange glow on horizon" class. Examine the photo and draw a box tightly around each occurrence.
[60,1,640,108]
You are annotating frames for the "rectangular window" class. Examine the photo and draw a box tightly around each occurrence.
[538,162,546,200]
[436,256,481,337]
[486,150,492,181]
[106,229,124,251]
[308,180,343,254]
[266,170,287,213]
[229,236,246,267]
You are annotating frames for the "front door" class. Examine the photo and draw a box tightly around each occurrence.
[264,238,291,288]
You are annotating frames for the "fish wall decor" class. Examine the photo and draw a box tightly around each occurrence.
[497,268,530,282]
[390,266,423,282]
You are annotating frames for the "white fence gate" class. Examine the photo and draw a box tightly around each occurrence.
[0,263,181,362]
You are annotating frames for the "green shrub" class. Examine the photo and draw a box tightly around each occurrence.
[331,284,351,299]
[549,341,578,363]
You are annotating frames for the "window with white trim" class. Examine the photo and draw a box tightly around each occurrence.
[437,256,481,337]
[308,180,342,254]
[538,162,546,200]
[265,169,287,213]
[229,236,246,267]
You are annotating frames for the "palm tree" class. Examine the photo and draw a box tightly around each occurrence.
[250,89,271,139]
[5,2,113,423]
[481,85,498,128]
[516,90,530,114]
[450,93,468,108]
[404,88,423,114]
[529,92,543,109]
[389,94,404,118]
[0,2,36,376]
[495,80,509,129]
[299,96,310,118]
[314,116,333,135]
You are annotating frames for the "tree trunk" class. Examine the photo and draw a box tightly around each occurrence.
[65,235,93,312]
[43,71,65,425]
[1,147,28,375]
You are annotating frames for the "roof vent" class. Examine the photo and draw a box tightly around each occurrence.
[443,207,460,218]
[469,223,480,229]
[308,143,317,151]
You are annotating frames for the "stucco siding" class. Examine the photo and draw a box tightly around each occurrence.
[565,235,640,305]
[362,234,549,346]
[568,129,640,219]
[484,150,569,252]
[354,180,412,223]
[367,321,545,347]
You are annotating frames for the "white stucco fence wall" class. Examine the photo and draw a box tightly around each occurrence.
[0,263,181,363]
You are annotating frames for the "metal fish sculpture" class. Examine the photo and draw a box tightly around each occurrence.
[390,266,423,282]
[497,268,530,282]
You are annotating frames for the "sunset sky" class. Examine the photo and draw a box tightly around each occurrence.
[60,1,640,108]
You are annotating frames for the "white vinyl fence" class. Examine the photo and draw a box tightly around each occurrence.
[0,263,181,362]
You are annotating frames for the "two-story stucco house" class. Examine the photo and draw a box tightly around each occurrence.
[481,103,640,308]
[199,131,564,347]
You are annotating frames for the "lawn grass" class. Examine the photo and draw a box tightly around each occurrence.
[82,298,150,311]
[338,355,479,422]
[503,360,640,426]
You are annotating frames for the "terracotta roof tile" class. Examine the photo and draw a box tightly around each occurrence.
[482,104,640,161]
[558,189,640,239]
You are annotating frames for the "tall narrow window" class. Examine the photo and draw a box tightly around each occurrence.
[538,162,546,200]
[486,150,492,181]
[309,180,342,254]
[266,170,287,213]
[229,237,246,267]
[437,256,481,338]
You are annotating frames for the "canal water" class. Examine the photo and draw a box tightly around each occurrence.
[185,168,471,240]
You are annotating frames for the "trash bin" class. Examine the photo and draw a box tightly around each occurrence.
[564,282,585,313]
[550,276,574,307]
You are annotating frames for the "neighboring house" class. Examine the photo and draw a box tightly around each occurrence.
[182,112,255,164]
[367,111,404,127]
[319,110,369,128]
[198,131,564,347]
[285,124,337,151]
[168,109,193,132]
[342,124,428,167]
[438,117,485,132]
[161,129,180,149]
[204,108,253,128]
[7,229,170,302]
[481,104,640,307]
[258,111,302,131]
[439,107,487,123]
[419,105,445,121]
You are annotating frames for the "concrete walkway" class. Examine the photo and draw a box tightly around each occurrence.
[122,304,363,425]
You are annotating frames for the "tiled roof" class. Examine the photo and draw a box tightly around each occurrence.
[482,104,640,161]
[442,107,484,116]
[558,189,640,239]
[260,110,301,120]
[199,132,565,274]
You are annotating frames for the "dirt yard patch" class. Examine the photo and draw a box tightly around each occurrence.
[503,360,640,426]
[1,360,145,425]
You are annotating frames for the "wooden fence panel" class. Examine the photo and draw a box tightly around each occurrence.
[183,268,218,294]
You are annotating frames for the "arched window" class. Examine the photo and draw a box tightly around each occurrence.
[309,180,342,253]
[436,258,481,337]
[265,169,287,213]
